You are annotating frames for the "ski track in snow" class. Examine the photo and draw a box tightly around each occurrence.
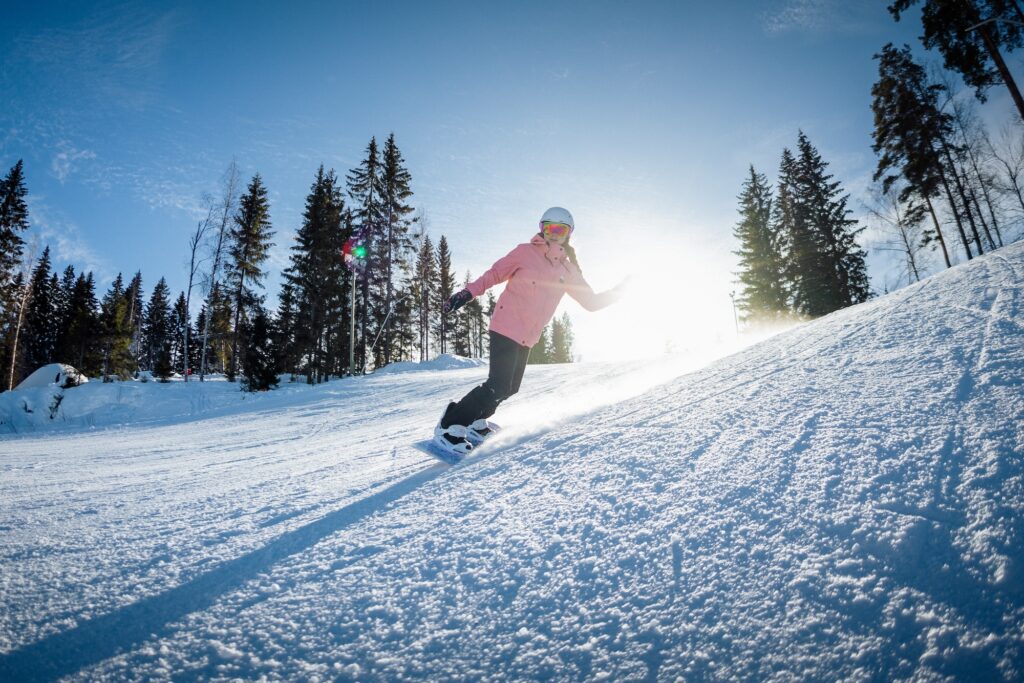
[1,244,1023,681]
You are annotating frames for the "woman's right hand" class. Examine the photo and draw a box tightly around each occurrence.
[444,288,473,313]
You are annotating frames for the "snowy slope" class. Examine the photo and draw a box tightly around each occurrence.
[1,244,1022,681]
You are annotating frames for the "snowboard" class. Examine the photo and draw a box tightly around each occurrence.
[413,439,466,465]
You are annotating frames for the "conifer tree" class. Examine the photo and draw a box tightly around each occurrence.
[389,283,417,362]
[529,327,552,365]
[346,138,384,371]
[171,292,190,375]
[24,247,58,371]
[64,273,101,374]
[413,233,438,360]
[0,160,30,318]
[794,132,871,310]
[462,271,487,358]
[733,165,788,321]
[207,282,234,374]
[433,236,455,354]
[451,272,473,358]
[242,307,279,391]
[153,342,173,382]
[142,278,172,372]
[273,280,300,380]
[872,44,974,266]
[889,0,1024,121]
[125,272,144,362]
[379,134,416,364]
[54,265,77,361]
[284,165,349,383]
[195,305,212,373]
[100,274,135,380]
[550,313,575,363]
[228,174,274,381]
[872,43,957,267]
[774,148,825,316]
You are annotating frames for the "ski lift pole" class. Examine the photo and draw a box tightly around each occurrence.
[368,292,413,361]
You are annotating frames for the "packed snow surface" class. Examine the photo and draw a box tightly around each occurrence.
[1,245,1023,681]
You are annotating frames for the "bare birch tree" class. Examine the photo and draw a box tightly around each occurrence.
[199,160,239,381]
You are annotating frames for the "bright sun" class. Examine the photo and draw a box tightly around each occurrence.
[567,236,741,363]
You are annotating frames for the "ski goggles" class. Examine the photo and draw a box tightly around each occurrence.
[541,221,573,240]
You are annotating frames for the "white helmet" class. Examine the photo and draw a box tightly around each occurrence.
[540,206,574,234]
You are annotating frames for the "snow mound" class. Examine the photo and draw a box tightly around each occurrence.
[1,244,1022,681]
[373,353,486,375]
[14,363,87,390]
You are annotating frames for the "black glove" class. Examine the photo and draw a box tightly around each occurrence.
[445,288,473,313]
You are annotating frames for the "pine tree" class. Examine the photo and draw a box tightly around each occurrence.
[65,273,101,374]
[125,272,144,362]
[54,265,77,362]
[889,0,1024,121]
[346,138,385,372]
[195,306,212,374]
[153,342,173,382]
[433,236,455,355]
[872,43,957,267]
[379,133,416,365]
[794,132,871,310]
[142,278,172,372]
[775,148,822,316]
[23,247,58,371]
[733,165,788,321]
[414,234,438,360]
[273,279,300,380]
[242,307,279,391]
[550,313,575,363]
[777,135,871,318]
[462,272,487,358]
[284,166,349,383]
[100,274,135,380]
[207,282,234,375]
[228,174,274,381]
[171,292,190,376]
[529,326,552,365]
[0,160,30,318]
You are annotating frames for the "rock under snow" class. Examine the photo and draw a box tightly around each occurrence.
[13,363,87,391]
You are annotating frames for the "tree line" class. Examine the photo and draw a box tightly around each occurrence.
[1,133,579,392]
[734,0,1024,321]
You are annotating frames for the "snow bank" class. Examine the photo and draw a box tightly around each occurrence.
[0,357,487,435]
[373,353,486,375]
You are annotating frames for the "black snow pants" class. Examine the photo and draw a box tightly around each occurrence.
[442,331,531,428]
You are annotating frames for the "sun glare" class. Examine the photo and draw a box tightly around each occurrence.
[569,237,740,364]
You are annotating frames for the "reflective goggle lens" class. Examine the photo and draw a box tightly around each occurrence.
[542,221,572,239]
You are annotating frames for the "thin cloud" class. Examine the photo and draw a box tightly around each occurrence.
[762,0,881,35]
[15,5,183,112]
[51,143,97,183]
[27,198,110,281]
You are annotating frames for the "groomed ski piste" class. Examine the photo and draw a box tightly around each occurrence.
[1,243,1022,681]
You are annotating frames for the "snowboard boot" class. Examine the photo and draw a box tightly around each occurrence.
[467,418,501,445]
[433,401,473,458]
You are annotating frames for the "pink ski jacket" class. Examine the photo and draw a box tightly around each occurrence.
[465,234,618,348]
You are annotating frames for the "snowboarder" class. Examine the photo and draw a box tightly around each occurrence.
[434,206,628,458]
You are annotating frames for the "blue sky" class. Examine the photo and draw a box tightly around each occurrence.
[1,1,1017,360]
